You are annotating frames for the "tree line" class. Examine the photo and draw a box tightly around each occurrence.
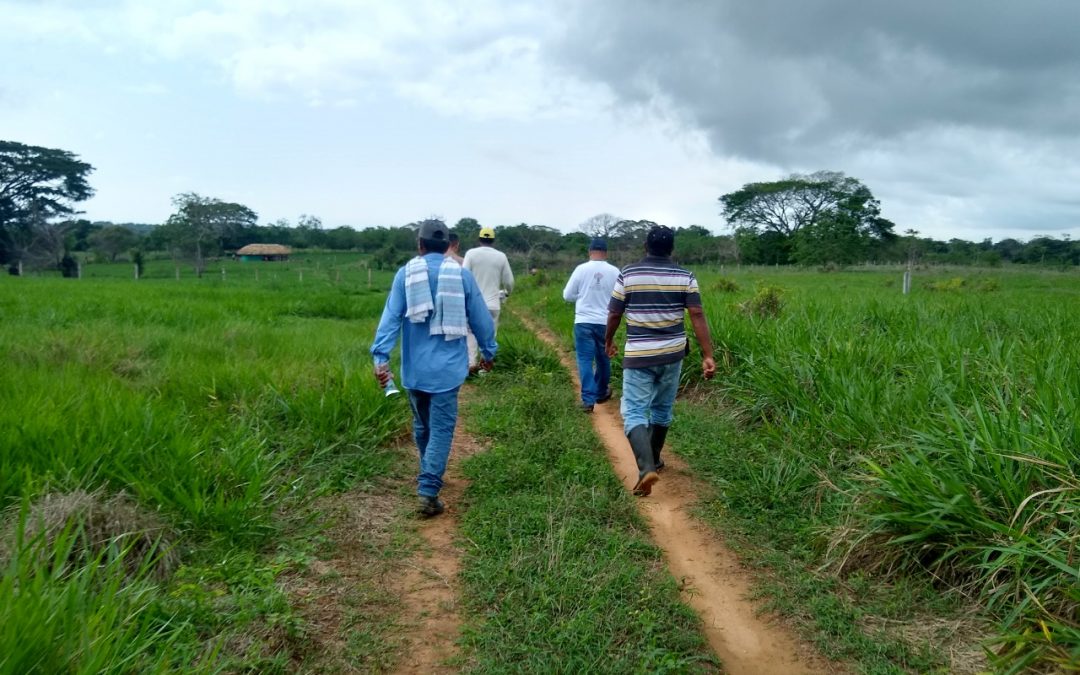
[3,140,1077,274]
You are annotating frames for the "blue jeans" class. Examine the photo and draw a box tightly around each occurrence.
[620,361,682,434]
[406,387,460,497]
[573,323,610,405]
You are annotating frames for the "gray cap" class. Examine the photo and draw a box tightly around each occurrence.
[417,218,449,241]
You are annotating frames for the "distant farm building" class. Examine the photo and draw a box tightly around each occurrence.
[236,244,292,262]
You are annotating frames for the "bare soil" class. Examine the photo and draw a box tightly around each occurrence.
[288,433,482,673]
[520,312,840,675]
[288,485,410,673]
[390,433,485,674]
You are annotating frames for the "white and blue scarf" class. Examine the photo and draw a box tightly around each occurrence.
[404,256,467,339]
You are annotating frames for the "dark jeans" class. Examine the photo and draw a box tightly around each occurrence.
[406,387,460,497]
[573,322,610,405]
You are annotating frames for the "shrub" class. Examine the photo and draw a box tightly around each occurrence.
[710,277,739,293]
[738,285,784,318]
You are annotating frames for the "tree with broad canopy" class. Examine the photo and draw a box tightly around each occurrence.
[720,171,896,265]
[159,193,257,276]
[0,140,94,266]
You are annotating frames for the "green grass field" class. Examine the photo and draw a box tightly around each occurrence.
[0,263,407,672]
[3,259,1078,673]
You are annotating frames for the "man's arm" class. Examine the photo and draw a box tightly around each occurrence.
[501,254,515,295]
[687,306,716,379]
[463,270,497,368]
[605,309,623,357]
[562,266,582,302]
[371,269,406,384]
[605,271,626,357]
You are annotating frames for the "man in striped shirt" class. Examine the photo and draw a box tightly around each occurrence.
[605,225,716,496]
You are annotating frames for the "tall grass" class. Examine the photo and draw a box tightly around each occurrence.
[695,268,1079,670]
[0,269,405,670]
[525,266,1079,671]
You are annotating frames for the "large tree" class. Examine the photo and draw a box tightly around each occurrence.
[579,213,622,238]
[494,223,562,268]
[721,171,893,264]
[88,225,139,262]
[0,140,94,265]
[160,193,257,276]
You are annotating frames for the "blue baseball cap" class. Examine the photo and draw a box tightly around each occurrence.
[588,238,607,251]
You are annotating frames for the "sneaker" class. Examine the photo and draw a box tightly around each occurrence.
[579,402,594,413]
[596,389,613,403]
[632,471,659,497]
[418,495,445,517]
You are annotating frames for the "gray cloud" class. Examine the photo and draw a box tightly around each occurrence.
[552,0,1080,160]
[546,0,1080,234]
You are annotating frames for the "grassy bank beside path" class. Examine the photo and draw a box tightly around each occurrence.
[0,271,416,672]
[456,312,717,673]
[515,265,1080,673]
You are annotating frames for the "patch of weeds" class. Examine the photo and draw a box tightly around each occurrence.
[738,284,784,318]
[710,277,739,293]
[924,277,1000,292]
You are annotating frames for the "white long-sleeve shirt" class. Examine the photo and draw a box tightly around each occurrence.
[562,259,620,325]
[463,245,514,310]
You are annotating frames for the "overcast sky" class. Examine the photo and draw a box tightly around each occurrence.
[3,0,1078,241]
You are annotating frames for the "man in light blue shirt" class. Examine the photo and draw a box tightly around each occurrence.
[372,219,497,517]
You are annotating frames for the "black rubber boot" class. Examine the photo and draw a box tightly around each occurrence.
[651,424,669,472]
[418,495,445,517]
[627,425,658,496]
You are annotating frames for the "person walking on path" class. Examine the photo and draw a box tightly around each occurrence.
[605,225,716,496]
[372,219,497,517]
[446,232,464,264]
[563,237,620,413]
[463,227,514,371]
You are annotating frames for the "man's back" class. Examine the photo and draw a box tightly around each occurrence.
[463,246,514,309]
[371,254,496,392]
[610,256,700,369]
[564,259,619,325]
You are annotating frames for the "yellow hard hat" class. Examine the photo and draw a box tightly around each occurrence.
[479,227,495,240]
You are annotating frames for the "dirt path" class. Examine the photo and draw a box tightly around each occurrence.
[390,432,484,674]
[519,312,836,675]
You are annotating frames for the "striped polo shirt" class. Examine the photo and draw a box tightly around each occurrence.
[609,255,701,369]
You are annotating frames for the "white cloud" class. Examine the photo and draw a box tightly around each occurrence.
[3,0,1079,239]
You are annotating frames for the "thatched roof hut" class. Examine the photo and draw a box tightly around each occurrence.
[236,244,291,261]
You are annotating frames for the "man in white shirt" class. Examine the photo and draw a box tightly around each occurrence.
[463,227,514,370]
[562,238,620,412]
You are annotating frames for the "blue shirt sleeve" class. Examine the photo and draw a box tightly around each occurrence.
[370,268,406,365]
[463,269,497,361]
